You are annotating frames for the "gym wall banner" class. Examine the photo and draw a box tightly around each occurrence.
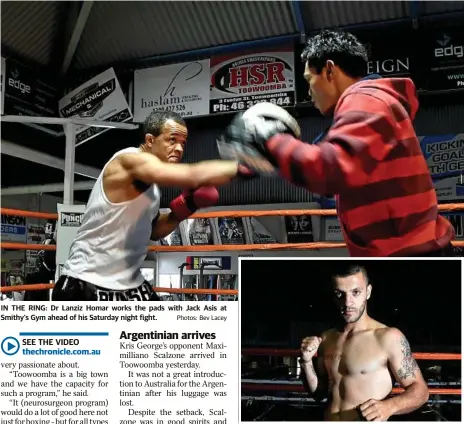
[26,224,45,271]
[55,204,86,278]
[58,67,132,144]
[210,45,295,114]
[419,134,464,178]
[185,218,217,246]
[217,218,248,245]
[133,60,210,122]
[285,214,314,243]
[247,217,278,244]
[322,217,344,242]
[186,256,232,271]
[1,215,27,243]
[425,28,464,91]
[0,56,5,115]
[3,58,59,118]
[434,176,464,202]
[357,30,415,79]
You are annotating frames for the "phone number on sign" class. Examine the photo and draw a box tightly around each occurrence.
[153,104,193,117]
[212,96,292,113]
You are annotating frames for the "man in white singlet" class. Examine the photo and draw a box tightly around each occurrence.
[52,110,243,301]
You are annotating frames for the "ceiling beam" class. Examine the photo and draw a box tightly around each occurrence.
[61,1,94,76]
[1,181,95,196]
[292,0,306,42]
[1,139,99,179]
[409,0,421,29]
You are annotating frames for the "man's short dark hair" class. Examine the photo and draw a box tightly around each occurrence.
[301,30,368,78]
[332,264,369,285]
[143,110,186,137]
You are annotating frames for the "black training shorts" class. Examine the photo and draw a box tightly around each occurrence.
[52,276,161,301]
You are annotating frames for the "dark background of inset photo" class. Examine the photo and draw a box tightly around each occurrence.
[240,259,461,349]
[240,259,462,422]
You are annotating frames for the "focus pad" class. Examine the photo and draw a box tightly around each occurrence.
[217,103,300,175]
[242,102,301,139]
[217,111,276,175]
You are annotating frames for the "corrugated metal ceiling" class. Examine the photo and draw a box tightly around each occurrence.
[1,0,66,67]
[73,1,298,70]
[422,1,464,14]
[301,1,410,31]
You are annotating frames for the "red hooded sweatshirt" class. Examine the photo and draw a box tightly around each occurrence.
[266,77,454,256]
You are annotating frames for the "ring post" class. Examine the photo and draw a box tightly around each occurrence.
[64,123,76,205]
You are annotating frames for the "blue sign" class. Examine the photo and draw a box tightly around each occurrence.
[442,212,464,239]
[0,224,26,235]
[313,194,336,209]
[458,182,464,197]
[420,134,464,178]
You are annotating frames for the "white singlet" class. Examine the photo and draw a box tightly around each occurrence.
[61,147,160,290]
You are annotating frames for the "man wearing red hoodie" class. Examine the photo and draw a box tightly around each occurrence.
[219,30,455,257]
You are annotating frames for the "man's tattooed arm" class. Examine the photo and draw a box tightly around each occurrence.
[383,328,429,416]
[397,334,420,380]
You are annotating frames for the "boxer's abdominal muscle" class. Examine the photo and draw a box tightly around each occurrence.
[323,328,393,421]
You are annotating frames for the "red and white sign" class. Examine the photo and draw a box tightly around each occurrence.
[209,46,295,114]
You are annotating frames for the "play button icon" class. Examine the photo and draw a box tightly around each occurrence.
[1,337,20,356]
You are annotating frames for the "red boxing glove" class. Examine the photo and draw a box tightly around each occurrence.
[170,186,219,222]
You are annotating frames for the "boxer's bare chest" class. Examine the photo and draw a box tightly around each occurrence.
[323,330,387,380]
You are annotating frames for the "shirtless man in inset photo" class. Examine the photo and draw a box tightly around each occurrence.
[300,265,429,421]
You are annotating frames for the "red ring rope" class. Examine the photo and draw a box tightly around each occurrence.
[2,203,463,220]
[241,348,461,360]
[0,284,238,296]
[241,383,461,395]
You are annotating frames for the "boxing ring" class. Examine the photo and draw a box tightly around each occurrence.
[241,347,462,420]
[2,115,463,299]
[1,115,239,299]
[1,204,463,299]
